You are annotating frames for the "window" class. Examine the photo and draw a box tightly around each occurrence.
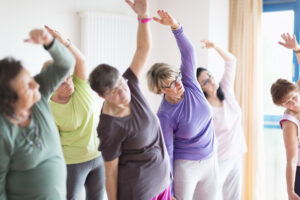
[263,0,300,199]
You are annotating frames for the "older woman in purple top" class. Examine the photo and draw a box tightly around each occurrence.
[147,10,218,200]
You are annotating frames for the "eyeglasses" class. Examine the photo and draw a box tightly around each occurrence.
[106,77,128,96]
[22,125,41,148]
[202,73,212,86]
[162,72,182,89]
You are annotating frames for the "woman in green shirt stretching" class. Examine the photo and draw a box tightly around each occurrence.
[44,27,105,200]
[0,27,75,200]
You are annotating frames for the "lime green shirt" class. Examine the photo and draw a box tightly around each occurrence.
[50,74,101,164]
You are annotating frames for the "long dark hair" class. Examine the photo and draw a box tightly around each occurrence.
[0,57,23,117]
[196,67,225,101]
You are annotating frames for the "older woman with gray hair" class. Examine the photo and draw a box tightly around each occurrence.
[147,10,218,200]
[89,0,171,200]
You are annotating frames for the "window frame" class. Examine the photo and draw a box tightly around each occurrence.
[263,0,300,129]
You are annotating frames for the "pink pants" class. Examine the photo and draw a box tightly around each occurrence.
[150,186,171,200]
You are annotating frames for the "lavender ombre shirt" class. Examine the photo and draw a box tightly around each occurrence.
[157,26,215,172]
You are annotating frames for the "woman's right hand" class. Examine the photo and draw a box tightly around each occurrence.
[24,28,53,46]
[279,33,300,51]
[289,192,300,200]
[153,10,180,30]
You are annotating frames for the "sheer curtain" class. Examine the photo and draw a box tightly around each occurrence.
[229,0,265,199]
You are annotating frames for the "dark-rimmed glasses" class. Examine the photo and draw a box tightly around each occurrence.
[162,72,182,89]
[106,77,128,97]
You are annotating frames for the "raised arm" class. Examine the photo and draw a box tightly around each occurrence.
[25,27,75,99]
[202,40,236,91]
[282,121,300,200]
[154,10,196,79]
[126,0,152,80]
[279,33,300,67]
[45,26,88,80]
[201,40,235,62]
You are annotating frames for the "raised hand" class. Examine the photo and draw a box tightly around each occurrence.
[24,28,53,46]
[44,25,69,46]
[278,33,299,50]
[125,0,148,17]
[153,10,179,29]
[200,40,215,49]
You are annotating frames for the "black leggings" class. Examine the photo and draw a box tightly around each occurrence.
[295,166,300,196]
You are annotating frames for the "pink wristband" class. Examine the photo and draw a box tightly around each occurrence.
[138,17,152,23]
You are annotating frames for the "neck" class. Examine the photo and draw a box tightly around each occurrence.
[165,94,183,104]
[52,93,71,104]
[103,101,130,117]
[9,107,32,126]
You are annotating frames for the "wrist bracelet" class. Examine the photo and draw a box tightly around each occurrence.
[294,49,300,54]
[66,39,71,48]
[138,17,152,23]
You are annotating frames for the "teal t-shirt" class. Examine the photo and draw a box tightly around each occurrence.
[49,74,101,164]
[0,39,75,200]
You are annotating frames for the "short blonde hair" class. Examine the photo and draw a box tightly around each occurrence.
[146,63,179,94]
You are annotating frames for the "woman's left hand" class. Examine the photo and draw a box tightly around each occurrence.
[278,33,299,50]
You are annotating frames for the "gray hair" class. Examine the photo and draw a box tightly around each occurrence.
[89,64,120,96]
[146,62,179,94]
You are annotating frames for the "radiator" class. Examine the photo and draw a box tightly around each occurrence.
[79,11,137,73]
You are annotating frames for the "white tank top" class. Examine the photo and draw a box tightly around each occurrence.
[280,113,300,166]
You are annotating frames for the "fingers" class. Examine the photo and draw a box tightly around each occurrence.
[281,33,288,41]
[125,0,134,9]
[287,32,292,40]
[24,38,35,43]
[45,25,55,35]
[278,41,286,47]
[153,17,162,23]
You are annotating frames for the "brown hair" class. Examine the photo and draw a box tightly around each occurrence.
[270,78,299,105]
[0,57,23,117]
[89,63,120,96]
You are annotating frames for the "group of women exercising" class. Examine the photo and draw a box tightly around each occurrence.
[11,0,300,200]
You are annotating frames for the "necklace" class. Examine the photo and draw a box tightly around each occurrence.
[22,124,41,149]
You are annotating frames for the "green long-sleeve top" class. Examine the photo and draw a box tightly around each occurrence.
[0,39,75,200]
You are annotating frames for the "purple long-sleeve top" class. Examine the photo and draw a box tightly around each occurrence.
[157,26,215,173]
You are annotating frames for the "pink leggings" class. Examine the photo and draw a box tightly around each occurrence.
[150,186,171,200]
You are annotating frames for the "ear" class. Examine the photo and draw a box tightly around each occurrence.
[98,94,105,99]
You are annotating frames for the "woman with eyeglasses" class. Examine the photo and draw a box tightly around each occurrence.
[271,33,300,200]
[42,27,105,200]
[147,11,218,200]
[196,40,247,200]
[0,27,75,199]
[89,0,171,200]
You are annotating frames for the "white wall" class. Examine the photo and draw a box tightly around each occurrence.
[0,0,229,111]
[144,0,230,111]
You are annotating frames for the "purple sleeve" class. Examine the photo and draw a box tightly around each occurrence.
[158,112,175,194]
[172,26,197,81]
